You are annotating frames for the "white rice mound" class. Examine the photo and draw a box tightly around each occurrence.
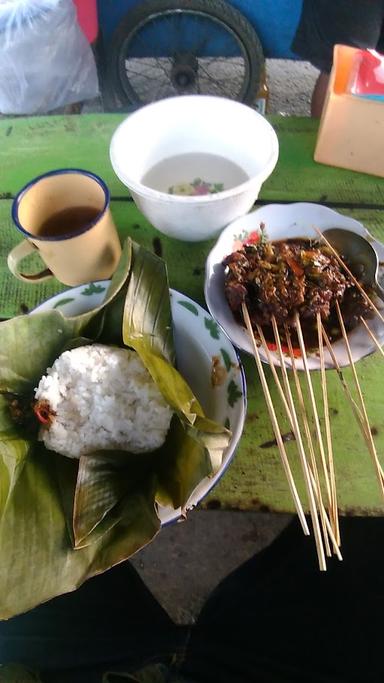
[34,344,173,459]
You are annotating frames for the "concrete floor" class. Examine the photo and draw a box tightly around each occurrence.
[131,510,292,623]
[80,57,319,116]
[267,58,318,115]
[2,58,319,624]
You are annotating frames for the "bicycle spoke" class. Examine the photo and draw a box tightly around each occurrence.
[125,59,172,79]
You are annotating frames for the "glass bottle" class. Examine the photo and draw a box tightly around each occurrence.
[254,64,269,115]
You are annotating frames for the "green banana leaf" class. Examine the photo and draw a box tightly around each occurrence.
[0,238,231,619]
[122,241,174,364]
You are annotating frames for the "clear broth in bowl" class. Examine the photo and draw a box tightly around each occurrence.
[141,152,249,196]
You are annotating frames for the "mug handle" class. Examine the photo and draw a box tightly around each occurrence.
[7,240,53,283]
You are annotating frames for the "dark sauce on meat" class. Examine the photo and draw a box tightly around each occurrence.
[223,237,373,351]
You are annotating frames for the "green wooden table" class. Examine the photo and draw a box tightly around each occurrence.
[1,113,384,516]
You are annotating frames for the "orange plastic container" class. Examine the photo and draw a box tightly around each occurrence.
[314,44,384,177]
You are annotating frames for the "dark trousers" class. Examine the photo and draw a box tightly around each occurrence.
[1,516,384,682]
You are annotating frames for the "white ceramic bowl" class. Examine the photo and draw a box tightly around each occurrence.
[109,95,279,242]
[205,202,384,370]
[33,285,247,523]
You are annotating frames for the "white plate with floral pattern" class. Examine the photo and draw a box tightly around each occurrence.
[205,202,384,370]
[34,284,246,524]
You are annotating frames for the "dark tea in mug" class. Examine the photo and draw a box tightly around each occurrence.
[37,206,100,237]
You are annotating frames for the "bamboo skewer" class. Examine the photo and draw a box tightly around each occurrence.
[268,353,340,557]
[317,312,340,546]
[259,320,341,559]
[316,228,384,325]
[270,317,331,559]
[241,304,310,538]
[257,327,342,562]
[315,228,384,491]
[245,307,330,567]
[359,316,384,359]
[256,324,292,419]
[307,467,342,561]
[294,313,333,513]
[266,330,341,560]
[335,301,384,497]
[284,324,336,558]
[321,323,384,485]
[321,326,366,432]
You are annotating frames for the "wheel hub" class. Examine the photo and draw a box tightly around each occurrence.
[171,53,198,89]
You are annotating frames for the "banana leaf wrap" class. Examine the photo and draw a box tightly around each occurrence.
[0,239,231,619]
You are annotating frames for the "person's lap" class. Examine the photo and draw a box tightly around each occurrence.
[2,517,384,682]
[0,560,187,682]
[181,516,384,683]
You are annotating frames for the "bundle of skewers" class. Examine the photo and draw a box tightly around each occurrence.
[223,227,384,570]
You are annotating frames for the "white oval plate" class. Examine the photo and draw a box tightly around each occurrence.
[34,285,246,525]
[205,202,384,370]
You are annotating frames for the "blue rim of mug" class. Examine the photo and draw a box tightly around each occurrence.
[11,168,110,242]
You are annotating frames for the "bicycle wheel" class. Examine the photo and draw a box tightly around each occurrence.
[105,0,264,108]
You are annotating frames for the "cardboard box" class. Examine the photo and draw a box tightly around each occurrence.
[314,44,384,177]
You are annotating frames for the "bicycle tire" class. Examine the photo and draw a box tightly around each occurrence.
[105,0,264,108]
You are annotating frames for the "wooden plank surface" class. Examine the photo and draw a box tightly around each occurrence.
[1,114,384,205]
[1,114,384,516]
[0,199,212,318]
[1,199,384,515]
[2,200,384,318]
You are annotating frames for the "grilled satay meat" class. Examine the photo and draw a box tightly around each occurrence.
[223,237,371,347]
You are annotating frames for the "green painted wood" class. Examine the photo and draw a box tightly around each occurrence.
[1,113,384,516]
[0,115,127,198]
[1,114,384,205]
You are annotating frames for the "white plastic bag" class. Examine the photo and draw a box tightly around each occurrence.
[0,0,99,114]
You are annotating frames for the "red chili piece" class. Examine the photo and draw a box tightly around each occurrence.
[33,400,56,425]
